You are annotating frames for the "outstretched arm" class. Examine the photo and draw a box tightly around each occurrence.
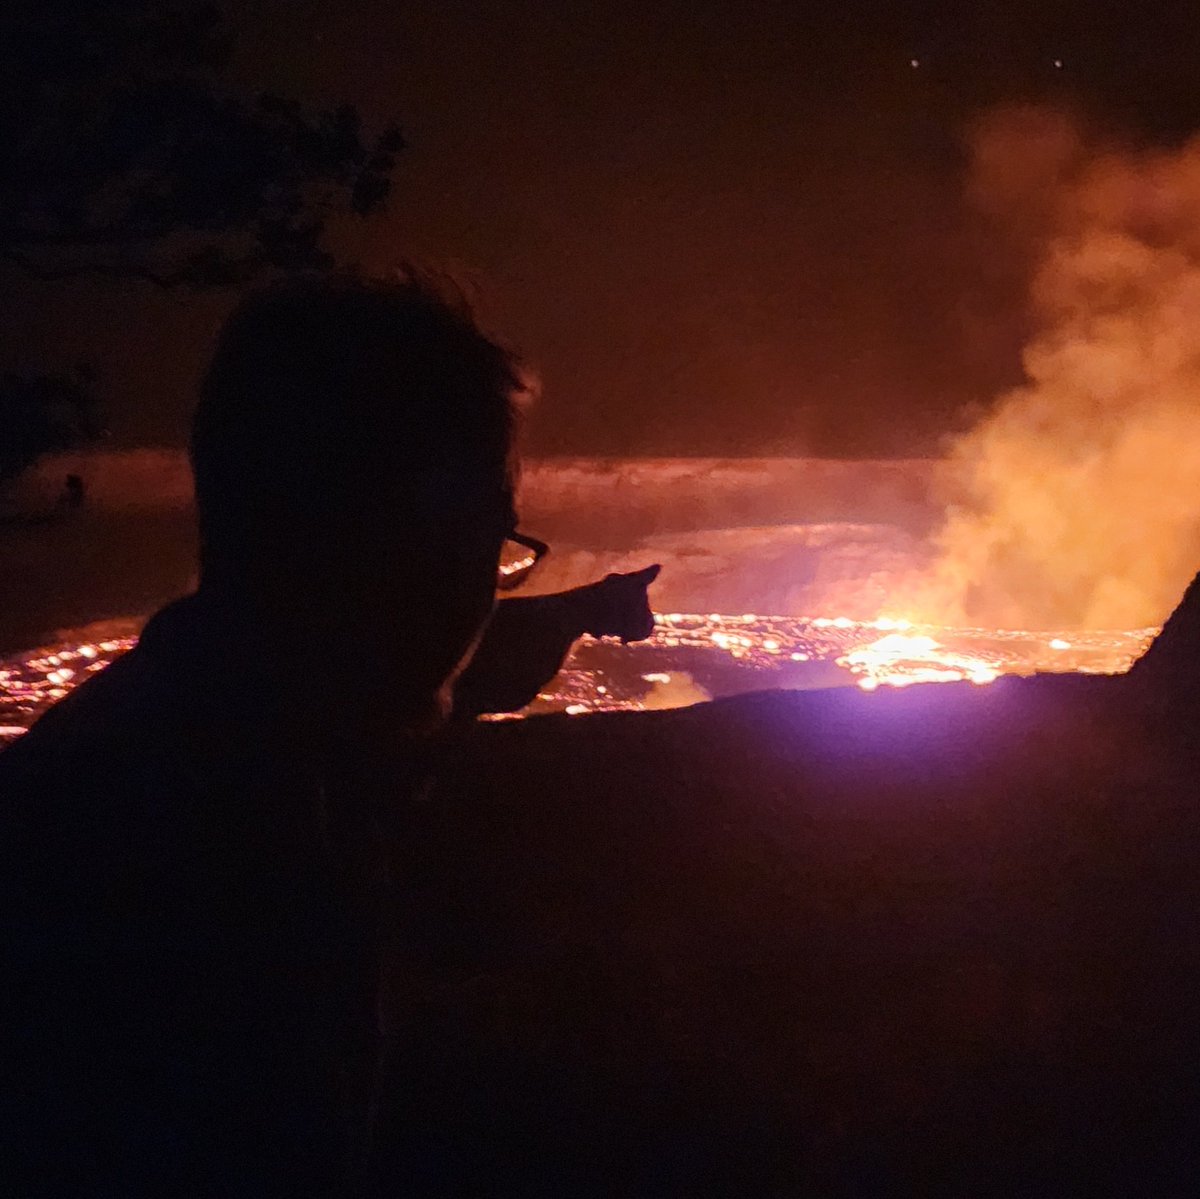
[454,565,661,718]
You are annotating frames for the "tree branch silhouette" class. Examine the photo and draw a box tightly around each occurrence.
[0,5,403,289]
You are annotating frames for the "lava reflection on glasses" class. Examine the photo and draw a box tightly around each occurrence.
[497,530,549,592]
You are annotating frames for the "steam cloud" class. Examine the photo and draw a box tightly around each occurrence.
[919,104,1200,630]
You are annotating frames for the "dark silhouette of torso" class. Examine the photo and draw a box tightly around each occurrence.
[0,594,414,1195]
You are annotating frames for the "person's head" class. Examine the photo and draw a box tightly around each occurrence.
[190,270,528,728]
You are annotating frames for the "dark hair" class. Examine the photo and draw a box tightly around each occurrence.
[190,271,525,575]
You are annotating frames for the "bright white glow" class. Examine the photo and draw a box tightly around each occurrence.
[840,632,1007,692]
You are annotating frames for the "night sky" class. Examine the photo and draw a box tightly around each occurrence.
[6,0,1200,456]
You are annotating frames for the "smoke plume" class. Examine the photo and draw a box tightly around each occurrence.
[921,104,1200,630]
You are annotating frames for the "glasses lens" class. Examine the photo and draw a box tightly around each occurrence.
[497,537,541,591]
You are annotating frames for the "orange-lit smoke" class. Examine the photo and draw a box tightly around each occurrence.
[914,105,1200,630]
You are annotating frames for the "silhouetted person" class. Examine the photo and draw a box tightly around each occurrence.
[0,273,660,1196]
[456,563,661,717]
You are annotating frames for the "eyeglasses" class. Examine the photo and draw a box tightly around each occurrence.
[496,530,550,592]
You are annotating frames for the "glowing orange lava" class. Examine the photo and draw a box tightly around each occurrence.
[0,613,1160,740]
[840,632,1000,690]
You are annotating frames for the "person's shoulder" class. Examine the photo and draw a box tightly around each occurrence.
[0,644,166,782]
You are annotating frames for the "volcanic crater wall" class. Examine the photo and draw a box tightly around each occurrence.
[1,451,939,649]
[513,458,937,617]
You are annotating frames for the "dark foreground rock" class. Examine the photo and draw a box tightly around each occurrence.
[386,673,1200,1195]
